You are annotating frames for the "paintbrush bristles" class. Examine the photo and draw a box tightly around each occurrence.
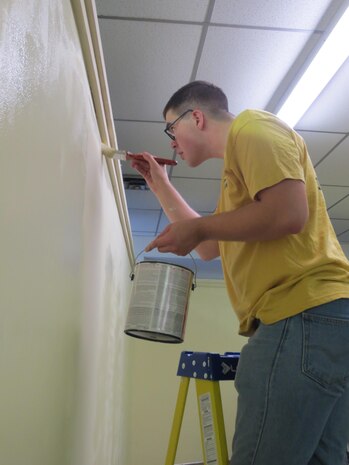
[101,143,118,158]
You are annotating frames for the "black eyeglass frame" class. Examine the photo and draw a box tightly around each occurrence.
[164,109,193,140]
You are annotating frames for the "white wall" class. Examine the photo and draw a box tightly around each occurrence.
[0,1,131,464]
[126,280,246,465]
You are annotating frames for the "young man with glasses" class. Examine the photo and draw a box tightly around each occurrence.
[131,80,349,465]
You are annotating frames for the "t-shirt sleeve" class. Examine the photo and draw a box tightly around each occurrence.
[231,118,305,200]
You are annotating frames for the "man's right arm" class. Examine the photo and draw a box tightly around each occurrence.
[131,152,220,260]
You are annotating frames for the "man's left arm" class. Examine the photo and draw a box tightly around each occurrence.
[145,178,309,255]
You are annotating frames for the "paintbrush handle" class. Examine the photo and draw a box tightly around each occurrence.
[126,153,177,166]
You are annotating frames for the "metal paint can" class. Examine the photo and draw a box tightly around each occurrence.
[124,260,195,343]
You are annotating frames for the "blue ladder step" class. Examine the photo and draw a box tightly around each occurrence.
[177,351,240,381]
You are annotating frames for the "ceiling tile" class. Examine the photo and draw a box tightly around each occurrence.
[158,211,169,231]
[133,231,157,237]
[211,0,337,29]
[315,136,349,186]
[298,131,344,165]
[322,185,349,209]
[339,230,349,242]
[330,218,349,235]
[125,189,161,209]
[340,243,349,257]
[197,26,316,114]
[115,121,173,156]
[96,0,209,21]
[327,195,349,219]
[98,19,202,120]
[297,57,349,132]
[128,209,161,233]
[171,178,221,211]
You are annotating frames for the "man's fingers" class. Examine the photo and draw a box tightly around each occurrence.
[144,240,156,252]
[131,160,149,174]
[145,226,171,252]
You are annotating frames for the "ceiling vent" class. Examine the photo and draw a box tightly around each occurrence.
[123,175,149,191]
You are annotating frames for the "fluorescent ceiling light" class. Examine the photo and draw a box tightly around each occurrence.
[277,5,349,128]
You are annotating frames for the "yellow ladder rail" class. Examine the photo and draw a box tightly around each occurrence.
[165,377,190,465]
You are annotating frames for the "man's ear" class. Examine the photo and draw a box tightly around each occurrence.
[192,109,205,129]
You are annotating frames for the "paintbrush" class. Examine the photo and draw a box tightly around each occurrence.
[101,143,177,166]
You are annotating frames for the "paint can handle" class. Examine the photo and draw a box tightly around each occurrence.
[130,250,197,290]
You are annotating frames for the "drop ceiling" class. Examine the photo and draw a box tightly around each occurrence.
[95,0,349,279]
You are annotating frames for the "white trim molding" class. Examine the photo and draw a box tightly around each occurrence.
[71,0,134,265]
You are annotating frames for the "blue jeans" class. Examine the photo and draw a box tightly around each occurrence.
[231,298,349,465]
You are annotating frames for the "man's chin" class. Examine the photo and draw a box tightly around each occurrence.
[187,159,203,168]
[183,155,203,167]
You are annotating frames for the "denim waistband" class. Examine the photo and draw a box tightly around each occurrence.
[304,298,349,320]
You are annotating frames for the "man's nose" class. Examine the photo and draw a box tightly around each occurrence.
[171,139,177,150]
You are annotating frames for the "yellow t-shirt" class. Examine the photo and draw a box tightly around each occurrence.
[216,109,349,336]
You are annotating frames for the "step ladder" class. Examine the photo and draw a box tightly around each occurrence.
[165,351,240,465]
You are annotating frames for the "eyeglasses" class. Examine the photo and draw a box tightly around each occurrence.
[164,109,193,140]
